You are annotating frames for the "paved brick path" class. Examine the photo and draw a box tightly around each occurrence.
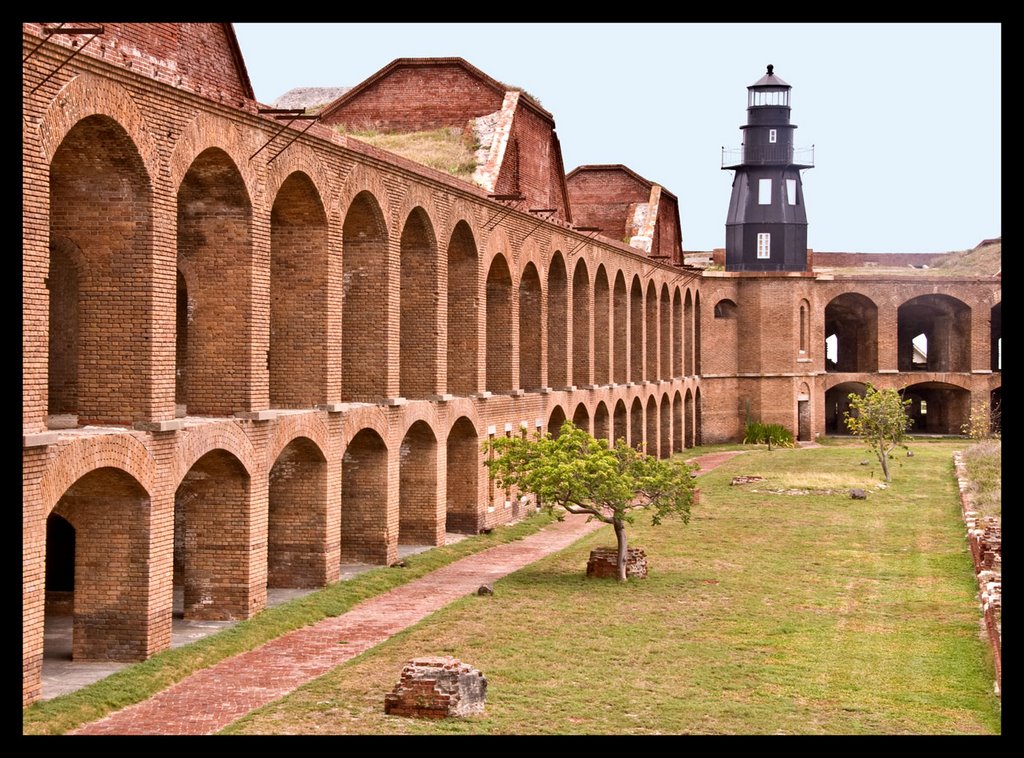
[72,450,743,735]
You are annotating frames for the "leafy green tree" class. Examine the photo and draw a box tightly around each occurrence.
[485,421,697,581]
[844,385,912,482]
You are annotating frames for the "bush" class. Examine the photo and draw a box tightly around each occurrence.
[743,421,795,448]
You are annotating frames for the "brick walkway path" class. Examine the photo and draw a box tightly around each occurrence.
[72,450,744,735]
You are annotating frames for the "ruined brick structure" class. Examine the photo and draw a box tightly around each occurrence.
[21,23,1000,707]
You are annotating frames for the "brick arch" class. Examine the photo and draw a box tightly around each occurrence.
[339,406,392,451]
[823,375,873,393]
[391,185,439,242]
[898,376,973,393]
[399,205,441,400]
[336,163,394,230]
[485,252,516,393]
[267,433,329,589]
[264,149,335,216]
[39,434,157,517]
[573,257,593,387]
[442,399,482,438]
[266,413,331,469]
[270,170,330,409]
[482,227,516,287]
[399,419,442,547]
[171,423,258,488]
[438,199,484,250]
[341,187,390,402]
[170,113,259,202]
[547,251,570,389]
[519,260,544,392]
[38,72,158,182]
[399,404,443,443]
[446,221,481,397]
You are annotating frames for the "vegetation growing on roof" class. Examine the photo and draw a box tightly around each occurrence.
[336,126,481,183]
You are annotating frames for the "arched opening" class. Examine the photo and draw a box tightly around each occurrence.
[342,192,388,401]
[270,173,328,408]
[799,299,810,356]
[548,253,568,389]
[594,401,610,444]
[268,438,328,589]
[660,284,671,381]
[685,389,695,448]
[695,292,702,375]
[47,238,80,422]
[824,381,867,434]
[177,148,252,416]
[447,222,479,396]
[175,270,188,413]
[399,421,441,548]
[797,382,812,442]
[991,302,1001,372]
[673,288,683,379]
[659,395,671,458]
[400,208,440,399]
[824,293,878,372]
[573,259,592,386]
[630,397,644,450]
[447,418,480,534]
[175,450,256,620]
[49,116,152,426]
[44,468,151,667]
[646,396,658,455]
[695,387,703,446]
[673,391,684,453]
[519,263,543,392]
[646,280,658,381]
[485,255,514,393]
[990,387,1002,436]
[613,272,628,384]
[902,382,971,434]
[341,429,389,564]
[684,290,695,376]
[548,405,567,438]
[714,299,738,319]
[897,295,971,373]
[594,266,611,384]
[572,402,591,435]
[613,399,627,445]
[630,276,643,383]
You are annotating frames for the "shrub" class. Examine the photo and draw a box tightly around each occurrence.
[743,421,795,448]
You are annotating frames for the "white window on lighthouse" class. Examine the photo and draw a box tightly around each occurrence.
[757,232,771,259]
[787,179,797,205]
[758,178,772,205]
[769,129,777,143]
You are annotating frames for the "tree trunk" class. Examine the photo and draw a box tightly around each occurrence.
[879,443,891,482]
[613,518,628,582]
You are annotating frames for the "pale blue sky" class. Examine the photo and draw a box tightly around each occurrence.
[234,23,1000,254]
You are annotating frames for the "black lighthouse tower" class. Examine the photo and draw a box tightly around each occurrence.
[722,65,813,271]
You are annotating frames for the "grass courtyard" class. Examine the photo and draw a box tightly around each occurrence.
[24,437,1000,735]
[224,438,1000,735]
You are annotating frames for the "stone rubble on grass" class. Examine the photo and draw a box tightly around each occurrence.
[384,656,487,719]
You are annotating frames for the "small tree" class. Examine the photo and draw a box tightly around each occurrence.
[844,385,912,482]
[485,421,696,581]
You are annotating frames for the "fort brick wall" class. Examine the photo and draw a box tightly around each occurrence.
[21,23,1000,708]
[319,61,504,132]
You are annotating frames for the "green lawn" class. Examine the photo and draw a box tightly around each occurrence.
[224,439,1000,735]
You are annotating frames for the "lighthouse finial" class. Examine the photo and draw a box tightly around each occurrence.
[767,64,774,76]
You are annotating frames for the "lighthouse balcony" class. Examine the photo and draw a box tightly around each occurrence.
[722,145,814,169]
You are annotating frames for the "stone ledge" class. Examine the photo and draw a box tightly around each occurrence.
[133,419,184,432]
[24,432,60,448]
[233,410,275,421]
